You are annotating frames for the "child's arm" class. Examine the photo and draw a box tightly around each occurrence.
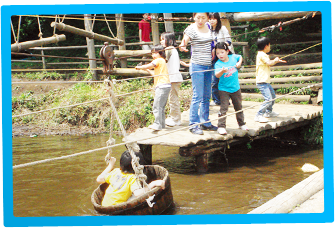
[133,180,165,196]
[96,157,117,184]
[135,63,155,71]
[179,34,190,52]
[236,56,243,69]
[266,57,287,66]
[180,60,190,67]
[215,67,229,78]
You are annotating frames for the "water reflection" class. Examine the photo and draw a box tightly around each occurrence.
[12,134,323,216]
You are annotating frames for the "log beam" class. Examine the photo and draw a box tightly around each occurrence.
[51,22,124,45]
[226,11,318,22]
[11,35,66,52]
[239,69,323,79]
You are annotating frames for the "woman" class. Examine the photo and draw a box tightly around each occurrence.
[208,12,233,106]
[179,13,217,135]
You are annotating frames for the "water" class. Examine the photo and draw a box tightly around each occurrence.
[12,134,323,217]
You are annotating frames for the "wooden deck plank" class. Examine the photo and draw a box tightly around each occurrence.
[128,101,323,148]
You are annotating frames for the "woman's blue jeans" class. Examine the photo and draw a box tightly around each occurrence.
[256,83,276,116]
[211,73,221,105]
[189,63,213,128]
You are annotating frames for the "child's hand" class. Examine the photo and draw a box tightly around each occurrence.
[221,66,228,73]
[274,57,287,64]
[135,66,142,70]
[236,62,242,69]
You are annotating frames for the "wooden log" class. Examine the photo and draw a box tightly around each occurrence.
[11,35,66,52]
[239,75,322,84]
[114,50,151,57]
[51,22,124,45]
[227,11,317,22]
[248,169,323,214]
[239,69,323,79]
[111,68,150,77]
[151,13,160,45]
[84,14,98,80]
[116,14,127,68]
[317,88,323,103]
[241,63,322,73]
[242,93,311,102]
[241,83,322,90]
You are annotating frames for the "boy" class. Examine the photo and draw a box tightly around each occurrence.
[254,37,286,123]
[139,13,152,51]
[96,150,165,206]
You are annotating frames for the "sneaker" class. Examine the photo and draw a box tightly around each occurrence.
[217,127,227,135]
[165,118,181,127]
[254,115,269,123]
[189,127,204,135]
[200,125,218,131]
[264,112,279,118]
[239,125,249,131]
[148,124,160,131]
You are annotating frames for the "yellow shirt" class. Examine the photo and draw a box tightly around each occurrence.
[152,57,170,88]
[256,51,271,84]
[101,168,141,206]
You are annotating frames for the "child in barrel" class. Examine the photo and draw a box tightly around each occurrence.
[96,150,165,206]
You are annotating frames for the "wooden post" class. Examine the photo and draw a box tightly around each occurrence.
[151,13,160,45]
[41,49,46,69]
[219,12,235,53]
[163,13,174,33]
[116,14,127,68]
[139,144,152,165]
[195,154,209,173]
[84,14,98,81]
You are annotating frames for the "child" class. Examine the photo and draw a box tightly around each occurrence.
[160,32,183,127]
[139,13,152,51]
[135,45,171,131]
[96,150,165,206]
[254,37,287,123]
[214,42,248,135]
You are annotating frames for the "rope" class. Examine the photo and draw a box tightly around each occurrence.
[11,19,17,43]
[12,83,322,169]
[104,14,116,38]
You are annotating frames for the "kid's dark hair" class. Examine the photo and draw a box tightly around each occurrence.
[193,13,210,18]
[151,45,166,59]
[256,37,271,51]
[120,150,145,174]
[161,32,178,47]
[213,42,232,64]
[208,12,222,34]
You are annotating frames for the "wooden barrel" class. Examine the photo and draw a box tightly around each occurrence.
[91,165,174,215]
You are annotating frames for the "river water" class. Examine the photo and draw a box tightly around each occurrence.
[12,133,323,217]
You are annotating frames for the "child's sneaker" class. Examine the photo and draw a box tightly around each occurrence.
[264,111,279,118]
[217,127,227,135]
[254,114,269,123]
[239,125,249,131]
[165,118,181,127]
[148,124,160,131]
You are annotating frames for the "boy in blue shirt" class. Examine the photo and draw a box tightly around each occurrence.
[214,42,248,135]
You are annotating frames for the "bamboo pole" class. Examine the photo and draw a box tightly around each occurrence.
[11,35,66,52]
[51,22,124,45]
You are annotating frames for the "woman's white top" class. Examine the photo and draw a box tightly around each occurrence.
[207,22,232,45]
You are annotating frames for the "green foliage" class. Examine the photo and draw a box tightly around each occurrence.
[301,114,323,145]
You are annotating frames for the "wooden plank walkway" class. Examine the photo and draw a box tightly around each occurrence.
[129,101,323,147]
[128,101,323,172]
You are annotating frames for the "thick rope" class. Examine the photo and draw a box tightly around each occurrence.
[104,14,116,38]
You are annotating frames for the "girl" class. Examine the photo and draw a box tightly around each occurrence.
[160,32,183,127]
[214,42,248,135]
[135,45,171,131]
[179,12,217,135]
[208,12,233,106]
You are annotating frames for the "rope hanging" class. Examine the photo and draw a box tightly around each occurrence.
[104,79,154,206]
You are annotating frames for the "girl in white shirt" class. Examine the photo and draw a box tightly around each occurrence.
[160,32,183,126]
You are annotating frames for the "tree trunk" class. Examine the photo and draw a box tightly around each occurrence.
[151,13,160,45]
[84,14,98,81]
[116,14,127,68]
[163,13,174,33]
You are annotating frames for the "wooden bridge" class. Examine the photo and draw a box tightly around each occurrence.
[129,101,323,172]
